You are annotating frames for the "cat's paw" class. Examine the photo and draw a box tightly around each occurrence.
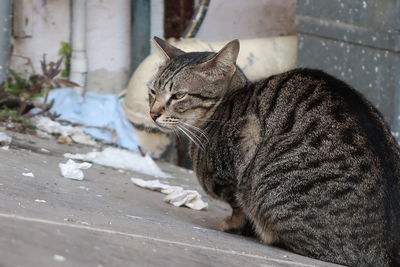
[219,213,246,233]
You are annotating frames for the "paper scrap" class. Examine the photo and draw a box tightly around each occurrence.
[35,199,47,203]
[22,172,35,178]
[65,147,169,178]
[59,159,92,180]
[53,255,66,262]
[32,116,77,136]
[78,186,89,191]
[40,148,50,153]
[131,178,208,211]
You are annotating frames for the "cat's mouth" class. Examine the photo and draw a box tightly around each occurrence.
[153,117,209,149]
[154,117,180,132]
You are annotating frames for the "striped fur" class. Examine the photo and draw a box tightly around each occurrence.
[149,38,400,267]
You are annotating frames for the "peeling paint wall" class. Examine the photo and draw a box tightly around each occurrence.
[10,0,131,94]
[11,0,71,77]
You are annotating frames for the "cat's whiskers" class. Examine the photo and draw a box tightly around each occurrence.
[177,125,203,149]
[180,121,210,143]
[173,128,183,142]
[180,125,205,150]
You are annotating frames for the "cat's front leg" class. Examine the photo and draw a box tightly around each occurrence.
[220,207,246,232]
[220,206,256,237]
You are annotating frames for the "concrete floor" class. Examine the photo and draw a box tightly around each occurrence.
[0,130,341,267]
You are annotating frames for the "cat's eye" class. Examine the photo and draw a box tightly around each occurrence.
[150,89,156,95]
[173,93,187,100]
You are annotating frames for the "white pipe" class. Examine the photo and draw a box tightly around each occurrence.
[70,0,88,93]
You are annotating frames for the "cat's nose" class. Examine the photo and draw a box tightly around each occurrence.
[150,111,161,121]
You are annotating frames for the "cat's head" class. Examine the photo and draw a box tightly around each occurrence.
[148,37,247,133]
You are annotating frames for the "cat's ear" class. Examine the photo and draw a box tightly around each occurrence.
[193,39,240,78]
[153,37,185,59]
[213,39,240,67]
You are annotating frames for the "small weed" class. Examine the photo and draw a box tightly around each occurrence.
[58,41,72,78]
[0,106,34,127]
[0,55,78,132]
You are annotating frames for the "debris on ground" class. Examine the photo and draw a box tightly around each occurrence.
[32,116,97,146]
[53,255,66,262]
[131,178,208,211]
[70,132,97,146]
[36,130,52,139]
[22,172,35,178]
[59,159,92,180]
[0,132,12,146]
[56,135,73,145]
[0,56,79,135]
[78,186,89,191]
[64,147,170,178]
[40,148,50,153]
[32,116,75,136]
[34,199,47,203]
[46,88,139,151]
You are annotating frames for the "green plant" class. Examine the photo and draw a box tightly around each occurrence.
[58,41,72,78]
[2,69,44,99]
[0,106,34,127]
[0,55,78,130]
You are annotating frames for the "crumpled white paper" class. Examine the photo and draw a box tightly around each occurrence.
[59,159,92,180]
[0,132,12,146]
[65,147,169,178]
[22,172,35,178]
[131,178,208,211]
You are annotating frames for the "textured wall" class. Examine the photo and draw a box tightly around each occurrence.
[196,0,297,42]
[86,0,131,93]
[10,0,71,77]
[297,0,400,136]
[10,0,131,94]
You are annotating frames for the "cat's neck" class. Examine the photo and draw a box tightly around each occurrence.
[191,67,251,150]
[189,81,254,157]
[202,81,253,133]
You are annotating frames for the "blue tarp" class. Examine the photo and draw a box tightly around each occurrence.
[47,88,139,152]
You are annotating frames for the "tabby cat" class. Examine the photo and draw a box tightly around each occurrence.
[147,37,400,267]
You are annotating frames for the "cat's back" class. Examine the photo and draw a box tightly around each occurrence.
[254,68,400,167]
[241,68,400,266]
